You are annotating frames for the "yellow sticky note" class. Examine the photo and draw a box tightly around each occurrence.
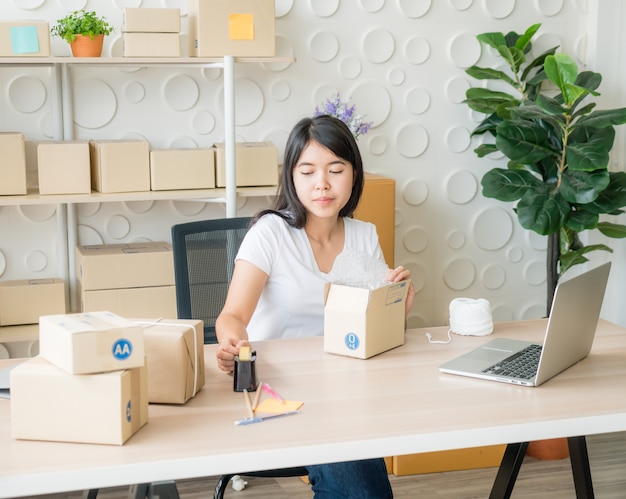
[239,346,250,361]
[255,398,304,414]
[229,13,254,40]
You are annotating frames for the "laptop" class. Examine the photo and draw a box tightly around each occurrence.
[439,262,611,387]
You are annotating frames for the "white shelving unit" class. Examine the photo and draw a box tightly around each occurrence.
[0,55,289,310]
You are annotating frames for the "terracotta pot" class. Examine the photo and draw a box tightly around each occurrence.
[526,438,570,460]
[69,34,104,57]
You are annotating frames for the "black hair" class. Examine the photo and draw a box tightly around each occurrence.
[255,115,364,228]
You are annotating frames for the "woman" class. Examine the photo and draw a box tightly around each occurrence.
[216,115,414,498]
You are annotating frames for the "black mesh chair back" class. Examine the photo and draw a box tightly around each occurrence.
[171,217,252,344]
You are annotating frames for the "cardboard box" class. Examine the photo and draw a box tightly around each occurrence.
[76,242,174,291]
[324,280,410,359]
[392,445,507,475]
[141,318,205,404]
[0,132,27,195]
[80,284,177,319]
[37,141,91,195]
[123,8,181,33]
[10,356,148,445]
[123,33,180,57]
[89,140,150,193]
[214,141,278,187]
[188,0,275,57]
[0,20,50,57]
[0,278,66,326]
[39,311,145,374]
[150,148,215,190]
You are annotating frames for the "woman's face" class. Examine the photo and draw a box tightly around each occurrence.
[292,140,354,221]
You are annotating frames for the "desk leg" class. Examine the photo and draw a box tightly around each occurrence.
[489,442,529,499]
[568,436,595,499]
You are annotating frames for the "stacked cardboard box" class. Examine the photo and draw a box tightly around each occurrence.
[150,148,215,190]
[89,140,151,193]
[37,141,91,195]
[214,141,278,187]
[122,8,181,57]
[0,278,66,326]
[0,132,27,195]
[0,20,50,57]
[10,311,148,445]
[76,242,177,318]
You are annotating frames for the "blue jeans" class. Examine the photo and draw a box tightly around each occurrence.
[307,458,393,498]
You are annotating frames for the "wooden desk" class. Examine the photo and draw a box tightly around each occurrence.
[1,319,625,498]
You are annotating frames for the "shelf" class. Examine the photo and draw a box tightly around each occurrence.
[0,56,294,67]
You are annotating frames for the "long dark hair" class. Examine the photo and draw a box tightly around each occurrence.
[255,115,364,228]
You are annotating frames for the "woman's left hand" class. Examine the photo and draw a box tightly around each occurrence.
[388,266,415,317]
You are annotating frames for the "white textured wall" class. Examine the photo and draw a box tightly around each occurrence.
[1,0,624,331]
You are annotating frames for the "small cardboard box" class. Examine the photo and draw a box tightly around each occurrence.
[141,318,205,404]
[0,20,50,57]
[122,8,181,33]
[37,141,91,195]
[150,148,215,190]
[39,311,145,374]
[0,278,66,326]
[188,0,275,57]
[324,281,410,359]
[89,140,150,193]
[214,142,278,187]
[10,356,148,445]
[80,284,177,319]
[0,132,27,195]
[76,242,174,291]
[123,33,180,57]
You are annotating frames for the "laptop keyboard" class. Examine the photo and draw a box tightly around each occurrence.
[482,343,542,380]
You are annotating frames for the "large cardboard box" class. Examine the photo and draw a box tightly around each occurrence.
[37,141,91,195]
[10,356,148,445]
[0,278,66,326]
[122,8,181,33]
[76,242,174,291]
[324,281,410,359]
[141,318,205,404]
[0,20,50,57]
[39,311,145,374]
[188,0,275,57]
[89,140,150,193]
[80,284,177,319]
[150,148,215,190]
[123,33,180,57]
[214,142,278,187]
[0,132,27,195]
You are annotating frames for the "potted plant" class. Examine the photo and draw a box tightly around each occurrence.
[51,10,114,57]
[462,23,626,316]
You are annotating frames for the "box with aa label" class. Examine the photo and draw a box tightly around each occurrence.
[11,356,148,445]
[122,8,181,33]
[37,141,91,195]
[0,20,50,57]
[0,132,27,195]
[39,311,145,374]
[80,284,177,319]
[0,278,66,326]
[150,148,215,190]
[76,242,174,291]
[324,280,410,359]
[89,140,150,193]
[214,142,278,187]
[141,318,205,404]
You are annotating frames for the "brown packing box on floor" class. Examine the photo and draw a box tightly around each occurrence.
[123,33,181,57]
[0,20,50,57]
[140,318,205,404]
[0,278,66,326]
[0,132,27,195]
[79,284,177,319]
[37,141,91,195]
[89,140,150,193]
[76,242,174,291]
[150,148,215,190]
[214,142,278,187]
[39,311,145,375]
[324,280,410,359]
[10,356,148,445]
[122,8,181,33]
[188,0,275,57]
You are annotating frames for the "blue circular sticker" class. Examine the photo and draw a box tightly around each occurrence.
[344,332,360,351]
[112,338,132,360]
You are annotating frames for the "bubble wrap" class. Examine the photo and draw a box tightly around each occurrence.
[328,247,390,289]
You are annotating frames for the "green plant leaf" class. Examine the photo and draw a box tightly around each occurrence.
[566,209,599,232]
[465,66,517,87]
[560,169,610,204]
[481,168,541,201]
[576,108,626,128]
[516,188,570,234]
[470,113,501,137]
[566,126,615,171]
[585,172,626,214]
[560,244,612,274]
[514,23,541,51]
[464,88,519,114]
[575,71,602,92]
[473,144,498,157]
[476,32,507,49]
[597,221,626,238]
[544,53,578,100]
[521,47,558,82]
[495,120,554,164]
[498,46,526,73]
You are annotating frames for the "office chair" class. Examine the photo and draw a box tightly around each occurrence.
[170,217,309,499]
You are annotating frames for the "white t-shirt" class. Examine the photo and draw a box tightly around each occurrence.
[236,213,385,341]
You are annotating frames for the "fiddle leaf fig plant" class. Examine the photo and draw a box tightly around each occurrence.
[463,23,626,313]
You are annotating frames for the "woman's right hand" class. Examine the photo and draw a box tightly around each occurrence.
[216,338,250,373]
